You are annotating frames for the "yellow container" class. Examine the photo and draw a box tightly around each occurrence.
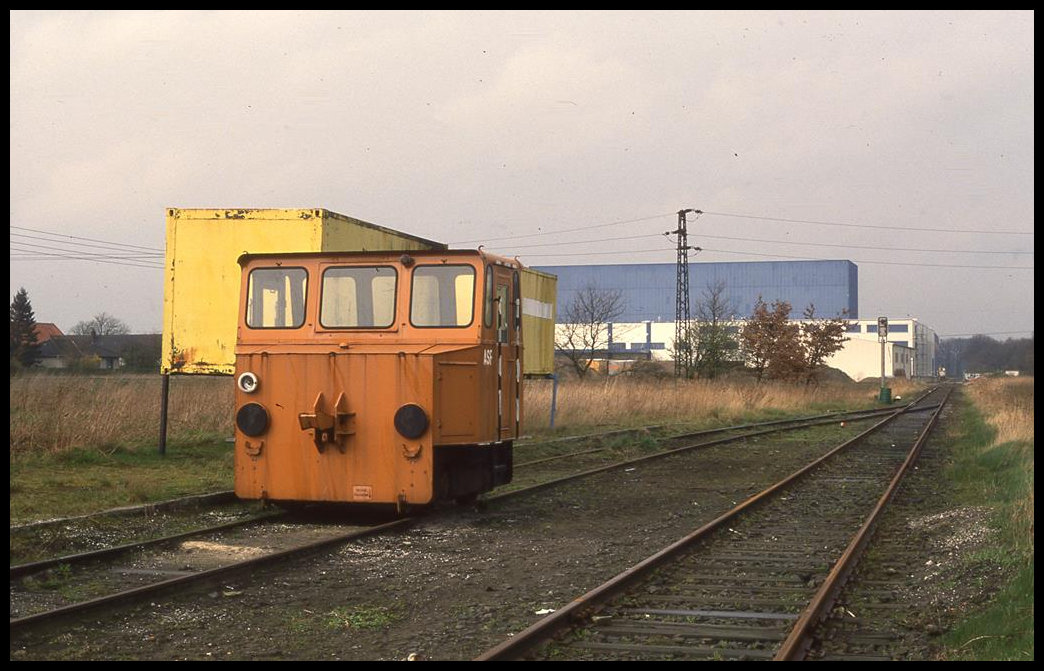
[161,208,444,374]
[162,207,557,376]
[520,267,557,376]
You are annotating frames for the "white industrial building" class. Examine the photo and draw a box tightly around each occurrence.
[831,318,939,380]
[546,259,939,382]
[558,317,939,382]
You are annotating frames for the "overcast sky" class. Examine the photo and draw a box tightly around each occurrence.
[10,10,1034,340]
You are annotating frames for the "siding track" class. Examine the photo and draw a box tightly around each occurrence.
[476,386,952,661]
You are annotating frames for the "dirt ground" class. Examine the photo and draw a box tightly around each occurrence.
[10,409,1005,661]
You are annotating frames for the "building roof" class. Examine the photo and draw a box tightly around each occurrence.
[33,323,64,343]
[37,333,161,361]
[37,335,84,360]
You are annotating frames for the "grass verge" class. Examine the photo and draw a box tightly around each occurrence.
[936,378,1034,661]
[10,439,233,523]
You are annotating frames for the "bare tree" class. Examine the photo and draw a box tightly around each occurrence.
[555,285,625,378]
[70,312,131,336]
[672,281,740,379]
[800,304,849,385]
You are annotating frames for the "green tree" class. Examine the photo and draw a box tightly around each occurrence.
[10,287,40,370]
[121,338,162,372]
[942,334,1034,377]
[688,281,739,379]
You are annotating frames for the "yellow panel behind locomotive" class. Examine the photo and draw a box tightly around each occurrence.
[162,208,444,375]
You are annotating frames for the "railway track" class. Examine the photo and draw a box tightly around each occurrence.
[9,512,413,630]
[9,402,907,572]
[500,401,935,495]
[10,397,940,648]
[804,400,967,662]
[475,385,952,661]
[9,492,267,566]
[513,402,922,466]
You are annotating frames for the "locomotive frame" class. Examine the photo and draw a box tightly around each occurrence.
[232,248,523,511]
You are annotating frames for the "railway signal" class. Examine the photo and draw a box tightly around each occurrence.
[878,316,891,403]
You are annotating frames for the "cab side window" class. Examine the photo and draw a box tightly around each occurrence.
[483,265,494,328]
[496,284,509,343]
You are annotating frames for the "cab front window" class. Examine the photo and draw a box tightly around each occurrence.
[246,267,307,328]
[320,266,397,328]
[410,265,475,327]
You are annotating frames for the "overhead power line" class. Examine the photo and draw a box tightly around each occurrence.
[11,232,165,256]
[695,246,1033,270]
[518,246,677,259]
[10,242,164,270]
[518,245,1033,270]
[455,207,1032,249]
[9,224,165,270]
[500,232,666,250]
[10,240,163,260]
[10,225,164,252]
[503,230,1031,256]
[449,212,676,245]
[693,232,1032,256]
[11,253,163,260]
[699,210,1033,236]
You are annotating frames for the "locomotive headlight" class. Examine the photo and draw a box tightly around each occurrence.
[236,403,269,437]
[394,404,429,440]
[237,371,260,394]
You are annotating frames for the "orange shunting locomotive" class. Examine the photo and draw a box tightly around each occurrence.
[233,249,522,510]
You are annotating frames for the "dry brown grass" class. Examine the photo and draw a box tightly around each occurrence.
[9,373,234,455]
[963,376,1035,445]
[9,371,926,456]
[522,376,919,431]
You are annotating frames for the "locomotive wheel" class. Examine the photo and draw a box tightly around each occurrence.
[454,493,478,506]
[436,469,452,502]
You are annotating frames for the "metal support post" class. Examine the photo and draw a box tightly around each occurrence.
[159,373,170,455]
[550,372,558,428]
[671,208,701,378]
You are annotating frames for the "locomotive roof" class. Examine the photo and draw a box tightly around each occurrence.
[237,248,523,268]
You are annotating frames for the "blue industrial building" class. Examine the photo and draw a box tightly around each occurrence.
[534,260,858,323]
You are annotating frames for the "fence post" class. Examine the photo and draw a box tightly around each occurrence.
[159,373,170,455]
[549,372,558,429]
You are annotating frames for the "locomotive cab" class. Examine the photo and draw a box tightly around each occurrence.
[232,249,522,510]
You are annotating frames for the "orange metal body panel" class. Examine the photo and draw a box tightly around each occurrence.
[234,346,437,504]
[233,249,523,507]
